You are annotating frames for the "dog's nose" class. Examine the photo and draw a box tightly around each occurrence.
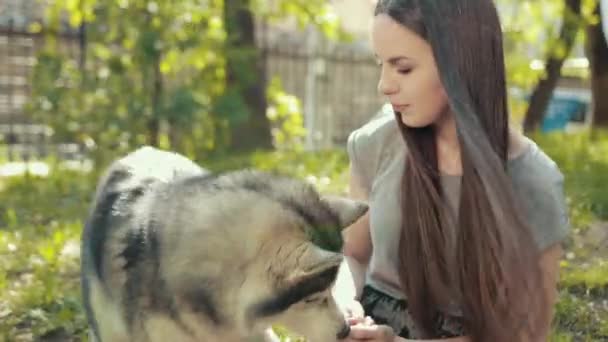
[336,323,351,339]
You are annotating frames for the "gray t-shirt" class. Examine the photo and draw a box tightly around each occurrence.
[347,112,570,302]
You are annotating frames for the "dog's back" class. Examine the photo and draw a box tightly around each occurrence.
[81,147,206,341]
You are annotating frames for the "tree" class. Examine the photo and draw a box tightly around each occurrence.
[522,0,583,133]
[586,1,608,129]
[26,0,346,159]
[27,0,228,164]
[220,0,348,152]
[499,0,563,122]
[221,0,272,152]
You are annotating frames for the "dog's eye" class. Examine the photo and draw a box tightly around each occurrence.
[304,296,329,305]
[304,296,322,304]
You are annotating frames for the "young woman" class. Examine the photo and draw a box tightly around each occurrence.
[338,0,569,341]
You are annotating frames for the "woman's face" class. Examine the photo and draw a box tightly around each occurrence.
[371,14,450,128]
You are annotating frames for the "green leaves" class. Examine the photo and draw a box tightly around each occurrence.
[26,1,225,159]
[25,0,349,159]
[251,0,347,40]
[266,76,306,150]
[500,0,561,90]
[213,87,251,124]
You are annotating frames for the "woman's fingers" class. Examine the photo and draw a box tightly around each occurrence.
[348,324,395,340]
[347,315,375,327]
[347,316,365,325]
[348,324,378,339]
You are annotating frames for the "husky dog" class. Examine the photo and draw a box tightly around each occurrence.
[81,147,367,342]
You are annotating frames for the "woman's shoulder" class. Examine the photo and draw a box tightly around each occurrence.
[509,135,564,185]
[508,134,570,249]
[347,106,401,155]
[346,106,403,190]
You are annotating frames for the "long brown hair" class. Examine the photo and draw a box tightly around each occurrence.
[374,0,549,341]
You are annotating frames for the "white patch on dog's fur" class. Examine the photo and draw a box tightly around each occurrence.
[88,278,128,342]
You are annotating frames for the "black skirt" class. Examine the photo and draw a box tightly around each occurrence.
[359,285,466,339]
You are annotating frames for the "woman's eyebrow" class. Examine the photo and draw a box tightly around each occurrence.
[374,55,412,65]
[387,56,411,64]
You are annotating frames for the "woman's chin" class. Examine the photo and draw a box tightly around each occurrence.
[399,112,426,128]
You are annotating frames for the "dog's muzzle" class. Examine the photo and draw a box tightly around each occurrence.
[336,323,351,339]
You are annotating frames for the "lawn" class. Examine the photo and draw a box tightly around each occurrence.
[0,132,607,341]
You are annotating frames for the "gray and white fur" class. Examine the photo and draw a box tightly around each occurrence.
[81,147,368,342]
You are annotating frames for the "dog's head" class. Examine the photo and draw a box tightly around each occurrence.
[247,240,352,342]
[231,176,368,341]
[164,171,368,341]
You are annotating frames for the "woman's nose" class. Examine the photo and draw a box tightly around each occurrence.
[377,72,399,96]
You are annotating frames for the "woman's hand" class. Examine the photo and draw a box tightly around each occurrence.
[339,315,396,342]
[341,298,365,320]
[341,323,396,341]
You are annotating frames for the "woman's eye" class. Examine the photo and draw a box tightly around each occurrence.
[398,69,412,75]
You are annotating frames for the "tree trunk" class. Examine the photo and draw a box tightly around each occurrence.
[586,3,608,129]
[522,0,582,133]
[147,56,162,147]
[223,0,272,152]
[143,12,162,148]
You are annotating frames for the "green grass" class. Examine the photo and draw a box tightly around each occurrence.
[0,221,86,341]
[532,130,608,228]
[1,130,607,341]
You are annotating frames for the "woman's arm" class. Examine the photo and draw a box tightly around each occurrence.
[525,242,563,342]
[334,255,368,303]
[334,164,373,300]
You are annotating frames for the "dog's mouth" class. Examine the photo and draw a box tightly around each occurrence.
[336,323,351,339]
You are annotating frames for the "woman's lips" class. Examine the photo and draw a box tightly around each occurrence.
[391,104,409,112]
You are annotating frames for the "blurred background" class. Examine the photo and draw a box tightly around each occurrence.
[0,0,606,341]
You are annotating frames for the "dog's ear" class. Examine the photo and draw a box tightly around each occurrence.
[322,196,368,229]
[251,245,343,318]
[285,244,343,287]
